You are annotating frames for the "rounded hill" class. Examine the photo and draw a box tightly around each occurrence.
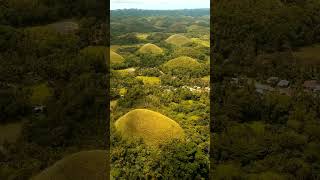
[115,109,184,146]
[110,50,125,64]
[173,47,203,59]
[165,34,191,46]
[138,43,163,55]
[32,150,107,180]
[163,56,201,70]
[80,46,105,59]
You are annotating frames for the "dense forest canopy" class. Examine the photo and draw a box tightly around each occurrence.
[0,0,107,179]
[211,0,320,179]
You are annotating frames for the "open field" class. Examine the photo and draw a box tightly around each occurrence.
[136,33,150,40]
[136,76,161,85]
[293,44,320,65]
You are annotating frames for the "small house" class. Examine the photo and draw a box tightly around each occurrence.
[33,105,46,113]
[255,83,275,94]
[303,80,320,92]
[277,80,289,88]
[267,77,279,85]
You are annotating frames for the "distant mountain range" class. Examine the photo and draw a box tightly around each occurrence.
[111,8,210,17]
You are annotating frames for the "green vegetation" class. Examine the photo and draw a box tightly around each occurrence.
[136,76,160,85]
[136,33,149,40]
[110,50,125,64]
[293,44,320,65]
[164,56,201,69]
[30,83,51,105]
[0,1,107,179]
[111,9,209,179]
[0,122,23,144]
[115,68,136,76]
[212,0,320,179]
[192,38,210,47]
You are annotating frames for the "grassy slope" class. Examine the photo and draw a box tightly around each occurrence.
[136,33,149,40]
[115,109,184,146]
[30,83,51,105]
[110,50,125,64]
[163,56,201,70]
[293,44,320,65]
[165,34,191,46]
[32,150,108,180]
[191,38,210,47]
[136,76,161,85]
[138,43,163,54]
[115,68,136,76]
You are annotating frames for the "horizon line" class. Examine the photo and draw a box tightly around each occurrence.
[110,8,210,11]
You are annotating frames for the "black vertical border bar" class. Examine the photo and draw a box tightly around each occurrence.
[210,0,216,179]
[105,0,111,179]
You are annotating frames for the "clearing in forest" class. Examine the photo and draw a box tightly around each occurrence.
[293,44,320,65]
[136,76,161,85]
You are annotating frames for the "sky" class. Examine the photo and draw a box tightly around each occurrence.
[111,0,210,10]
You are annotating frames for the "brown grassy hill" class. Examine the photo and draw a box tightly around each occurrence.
[163,56,201,70]
[110,50,125,64]
[115,109,184,146]
[138,43,163,55]
[165,34,192,46]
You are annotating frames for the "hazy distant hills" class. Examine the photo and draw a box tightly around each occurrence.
[111,8,210,17]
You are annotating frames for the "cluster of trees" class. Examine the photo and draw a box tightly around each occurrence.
[0,1,107,179]
[0,0,106,27]
[212,84,320,179]
[212,0,320,179]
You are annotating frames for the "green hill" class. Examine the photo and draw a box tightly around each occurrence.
[138,43,163,55]
[30,83,51,105]
[173,47,203,59]
[80,46,105,60]
[115,109,184,146]
[165,34,192,46]
[163,56,201,71]
[32,150,107,180]
[110,50,125,65]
